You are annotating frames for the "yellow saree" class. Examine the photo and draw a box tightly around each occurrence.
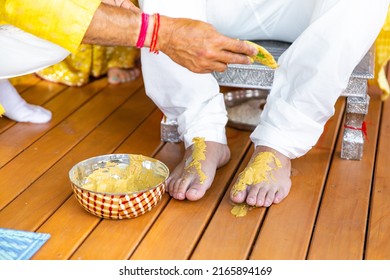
[370,7,390,100]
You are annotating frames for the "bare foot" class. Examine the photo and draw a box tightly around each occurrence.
[107,67,141,84]
[230,146,292,207]
[166,141,231,201]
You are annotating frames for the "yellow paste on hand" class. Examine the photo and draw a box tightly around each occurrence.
[230,151,282,217]
[0,104,5,116]
[184,137,207,184]
[82,155,164,193]
[245,41,279,69]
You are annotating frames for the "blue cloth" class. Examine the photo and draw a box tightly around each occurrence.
[0,228,50,260]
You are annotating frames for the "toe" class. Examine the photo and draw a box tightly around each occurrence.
[230,189,246,204]
[174,177,189,200]
[273,190,286,204]
[263,191,276,207]
[254,187,268,207]
[246,185,262,206]
[165,177,174,195]
[108,75,120,84]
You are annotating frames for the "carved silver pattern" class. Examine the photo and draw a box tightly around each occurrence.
[212,40,374,94]
[341,129,364,160]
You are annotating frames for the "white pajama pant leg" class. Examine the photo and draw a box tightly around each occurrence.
[139,0,228,148]
[247,0,389,158]
[0,25,69,79]
[210,0,388,158]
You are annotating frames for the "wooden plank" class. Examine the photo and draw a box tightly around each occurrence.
[0,79,65,134]
[19,80,65,106]
[10,74,42,92]
[130,128,252,260]
[69,197,172,260]
[365,86,390,259]
[249,98,345,260]
[0,85,153,231]
[3,77,389,261]
[0,116,15,134]
[34,198,100,260]
[0,79,143,211]
[114,109,165,156]
[191,149,265,260]
[307,93,382,259]
[32,107,162,259]
[0,79,101,167]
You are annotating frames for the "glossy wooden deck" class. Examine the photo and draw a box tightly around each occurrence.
[1,73,390,260]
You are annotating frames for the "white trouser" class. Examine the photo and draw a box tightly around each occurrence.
[140,0,389,158]
[0,24,69,79]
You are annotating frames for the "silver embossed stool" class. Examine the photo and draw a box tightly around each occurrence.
[161,40,374,161]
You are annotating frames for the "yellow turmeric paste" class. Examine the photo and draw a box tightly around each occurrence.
[184,137,207,184]
[82,155,164,193]
[231,203,251,217]
[230,151,282,217]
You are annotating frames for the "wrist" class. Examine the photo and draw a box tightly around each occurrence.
[142,14,155,48]
[136,13,161,54]
[154,15,173,53]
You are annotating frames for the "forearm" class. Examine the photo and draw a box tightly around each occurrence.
[83,3,146,47]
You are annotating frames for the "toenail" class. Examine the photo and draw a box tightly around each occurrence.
[188,189,198,195]
[256,200,263,207]
[234,192,242,199]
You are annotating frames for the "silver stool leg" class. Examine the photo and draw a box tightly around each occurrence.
[340,95,370,160]
[160,117,181,143]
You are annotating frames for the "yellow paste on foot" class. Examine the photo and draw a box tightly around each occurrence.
[0,104,4,116]
[184,137,207,184]
[82,155,164,193]
[230,151,282,217]
[231,203,251,217]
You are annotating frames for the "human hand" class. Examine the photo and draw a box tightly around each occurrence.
[157,16,258,73]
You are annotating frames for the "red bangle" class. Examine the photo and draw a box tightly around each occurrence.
[149,13,160,54]
[136,13,149,48]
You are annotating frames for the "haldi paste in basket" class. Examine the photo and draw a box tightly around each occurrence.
[82,155,164,193]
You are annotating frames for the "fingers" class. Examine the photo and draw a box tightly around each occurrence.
[176,48,251,74]
[189,54,251,74]
[196,38,256,70]
[190,61,228,74]
[185,38,257,73]
[219,50,252,66]
[225,38,258,57]
[214,38,258,67]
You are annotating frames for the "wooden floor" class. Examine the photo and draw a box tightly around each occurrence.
[1,72,390,260]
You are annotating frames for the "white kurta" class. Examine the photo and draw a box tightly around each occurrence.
[0,25,69,79]
[139,0,389,158]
